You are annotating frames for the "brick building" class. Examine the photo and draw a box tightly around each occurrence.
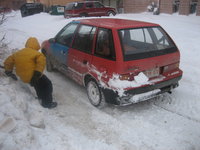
[0,0,84,10]
[197,0,200,15]
[40,0,120,10]
[0,0,199,15]
[0,0,25,10]
[123,0,157,13]
[39,0,82,7]
[123,0,200,16]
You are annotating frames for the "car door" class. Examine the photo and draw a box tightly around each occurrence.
[50,23,78,66]
[92,28,116,82]
[67,24,96,84]
[85,2,96,16]
[93,2,105,16]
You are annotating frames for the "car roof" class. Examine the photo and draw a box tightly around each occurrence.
[75,18,159,29]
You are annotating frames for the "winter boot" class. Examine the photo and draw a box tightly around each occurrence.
[42,102,57,109]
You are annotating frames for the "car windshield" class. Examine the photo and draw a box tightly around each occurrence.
[119,27,177,61]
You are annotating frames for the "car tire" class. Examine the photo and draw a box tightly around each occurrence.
[86,79,106,108]
[107,11,116,16]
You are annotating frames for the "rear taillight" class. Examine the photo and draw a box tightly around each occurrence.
[163,62,179,73]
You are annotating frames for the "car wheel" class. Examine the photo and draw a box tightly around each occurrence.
[86,79,105,108]
[107,11,116,16]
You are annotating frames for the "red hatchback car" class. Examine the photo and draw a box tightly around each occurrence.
[64,1,116,18]
[41,18,182,107]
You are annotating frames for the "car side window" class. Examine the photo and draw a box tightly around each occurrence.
[94,2,104,8]
[56,23,78,46]
[74,3,84,9]
[86,2,93,8]
[72,25,96,53]
[95,28,116,60]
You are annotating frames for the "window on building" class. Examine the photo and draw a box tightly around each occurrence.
[190,0,198,14]
[173,0,180,13]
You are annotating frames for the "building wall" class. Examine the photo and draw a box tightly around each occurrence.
[2,0,199,15]
[159,0,173,14]
[197,0,200,15]
[0,0,26,10]
[124,0,153,13]
[100,0,123,13]
[26,0,40,2]
[39,0,117,8]
[179,0,190,15]
[123,0,200,16]
[38,0,83,7]
[26,0,83,7]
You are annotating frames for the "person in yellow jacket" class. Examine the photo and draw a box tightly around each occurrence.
[4,37,57,108]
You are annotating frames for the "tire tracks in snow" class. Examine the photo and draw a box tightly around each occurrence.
[151,94,200,124]
[153,103,200,124]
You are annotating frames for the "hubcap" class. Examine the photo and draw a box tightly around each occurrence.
[109,12,114,16]
[87,81,100,105]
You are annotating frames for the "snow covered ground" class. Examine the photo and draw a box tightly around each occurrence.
[0,11,200,150]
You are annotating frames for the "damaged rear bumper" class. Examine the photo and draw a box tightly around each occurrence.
[102,75,182,106]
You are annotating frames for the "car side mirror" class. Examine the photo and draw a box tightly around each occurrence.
[49,38,55,43]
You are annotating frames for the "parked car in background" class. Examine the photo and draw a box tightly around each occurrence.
[50,5,65,15]
[20,3,44,17]
[64,1,116,18]
[41,18,182,107]
[0,7,11,14]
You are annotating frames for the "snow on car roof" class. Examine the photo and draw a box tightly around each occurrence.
[76,18,159,29]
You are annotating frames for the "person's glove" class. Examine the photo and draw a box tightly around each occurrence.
[30,71,42,86]
[5,71,18,81]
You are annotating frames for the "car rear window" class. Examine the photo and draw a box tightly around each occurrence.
[119,27,177,61]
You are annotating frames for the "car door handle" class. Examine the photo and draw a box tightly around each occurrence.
[83,60,88,65]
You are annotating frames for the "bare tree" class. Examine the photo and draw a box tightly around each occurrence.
[0,11,9,64]
[0,0,11,48]
[0,12,7,47]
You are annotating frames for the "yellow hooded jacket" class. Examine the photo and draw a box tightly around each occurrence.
[4,37,46,83]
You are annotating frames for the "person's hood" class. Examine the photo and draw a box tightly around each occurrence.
[25,37,40,51]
